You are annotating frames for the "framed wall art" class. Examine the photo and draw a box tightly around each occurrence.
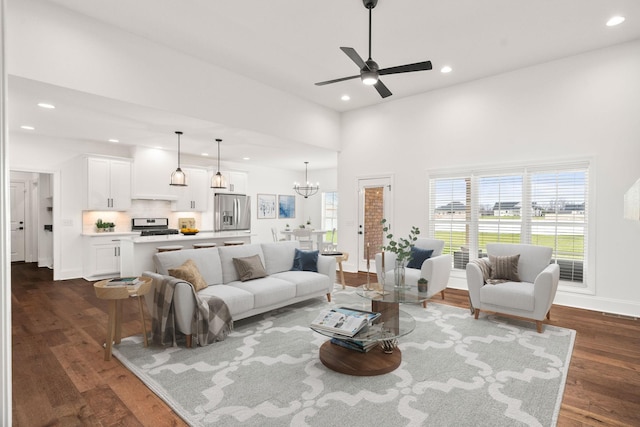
[278,194,296,219]
[257,194,277,219]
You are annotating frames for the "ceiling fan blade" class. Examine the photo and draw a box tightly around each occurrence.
[374,79,392,98]
[340,47,368,70]
[315,74,361,86]
[378,60,433,76]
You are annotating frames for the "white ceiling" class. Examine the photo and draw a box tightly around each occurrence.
[9,0,640,170]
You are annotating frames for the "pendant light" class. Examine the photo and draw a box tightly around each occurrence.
[211,138,227,189]
[170,131,187,186]
[293,161,319,198]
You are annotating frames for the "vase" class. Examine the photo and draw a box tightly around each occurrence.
[394,259,406,288]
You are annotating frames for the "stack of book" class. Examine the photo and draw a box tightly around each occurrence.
[330,324,384,353]
[310,307,381,337]
[105,277,141,286]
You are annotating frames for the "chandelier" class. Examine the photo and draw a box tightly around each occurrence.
[293,161,319,198]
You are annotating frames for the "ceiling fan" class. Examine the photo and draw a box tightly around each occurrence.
[315,0,432,98]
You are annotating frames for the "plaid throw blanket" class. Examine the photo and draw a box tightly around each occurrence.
[151,276,233,347]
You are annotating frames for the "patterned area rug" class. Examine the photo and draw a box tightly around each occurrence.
[113,286,575,426]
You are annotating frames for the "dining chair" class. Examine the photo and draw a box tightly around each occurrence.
[322,228,337,253]
[292,228,314,250]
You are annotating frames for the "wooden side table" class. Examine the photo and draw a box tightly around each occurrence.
[94,276,153,361]
[335,252,349,289]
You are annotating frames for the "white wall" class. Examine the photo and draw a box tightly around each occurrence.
[339,40,640,316]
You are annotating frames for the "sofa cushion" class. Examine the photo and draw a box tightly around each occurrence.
[480,281,535,312]
[233,254,268,282]
[489,254,521,282]
[271,271,331,297]
[218,244,265,284]
[168,259,208,292]
[261,241,298,274]
[198,285,254,317]
[230,276,297,308]
[154,248,223,285]
[291,249,319,272]
[407,247,433,269]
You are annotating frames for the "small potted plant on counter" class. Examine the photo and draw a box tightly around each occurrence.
[95,219,115,232]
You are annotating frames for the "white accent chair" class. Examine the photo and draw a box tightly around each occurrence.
[374,238,452,308]
[466,243,560,333]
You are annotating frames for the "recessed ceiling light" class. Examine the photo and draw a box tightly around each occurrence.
[20,125,35,130]
[108,138,119,143]
[341,95,351,101]
[37,102,55,109]
[440,66,453,74]
[201,153,209,156]
[606,16,625,26]
[154,146,163,149]
[243,157,251,161]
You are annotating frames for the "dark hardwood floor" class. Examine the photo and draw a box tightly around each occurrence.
[11,262,640,426]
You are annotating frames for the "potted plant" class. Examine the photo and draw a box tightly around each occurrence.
[417,278,429,293]
[380,218,420,288]
[285,224,290,231]
[95,218,107,232]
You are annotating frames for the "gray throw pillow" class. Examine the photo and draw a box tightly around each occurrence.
[489,254,521,282]
[233,254,267,282]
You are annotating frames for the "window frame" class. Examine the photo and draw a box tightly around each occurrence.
[427,159,595,295]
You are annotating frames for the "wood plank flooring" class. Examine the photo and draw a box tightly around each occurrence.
[11,262,640,426]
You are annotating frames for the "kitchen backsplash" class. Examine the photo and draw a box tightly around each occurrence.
[82,200,203,233]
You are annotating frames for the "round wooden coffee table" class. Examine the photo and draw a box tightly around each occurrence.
[318,341,401,376]
[312,308,414,376]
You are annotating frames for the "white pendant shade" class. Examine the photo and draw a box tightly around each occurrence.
[211,138,227,189]
[170,131,187,186]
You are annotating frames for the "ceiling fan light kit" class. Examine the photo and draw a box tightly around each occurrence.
[315,0,432,98]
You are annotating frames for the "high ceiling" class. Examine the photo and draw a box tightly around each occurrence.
[9,0,640,170]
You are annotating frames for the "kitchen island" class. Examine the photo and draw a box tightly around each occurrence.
[119,231,253,277]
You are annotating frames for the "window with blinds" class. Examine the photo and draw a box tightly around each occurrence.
[429,162,589,286]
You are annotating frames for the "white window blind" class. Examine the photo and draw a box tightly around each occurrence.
[429,162,589,286]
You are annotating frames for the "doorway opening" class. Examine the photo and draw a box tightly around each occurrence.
[10,171,54,269]
[358,176,392,272]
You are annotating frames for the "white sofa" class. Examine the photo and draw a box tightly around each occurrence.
[466,243,560,333]
[374,238,452,307]
[143,240,336,346]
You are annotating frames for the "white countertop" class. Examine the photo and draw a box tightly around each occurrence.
[119,230,254,243]
[83,232,139,237]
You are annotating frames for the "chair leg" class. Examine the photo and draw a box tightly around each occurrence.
[536,321,543,333]
[185,334,193,348]
[326,293,332,302]
[474,308,480,319]
[546,310,551,320]
[422,300,427,309]
[440,290,445,300]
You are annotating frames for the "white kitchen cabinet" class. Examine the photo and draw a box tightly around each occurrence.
[228,171,248,193]
[171,167,209,211]
[86,157,132,210]
[83,235,122,280]
[131,146,178,200]
[213,170,248,194]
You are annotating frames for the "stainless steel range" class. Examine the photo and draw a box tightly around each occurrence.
[131,218,179,236]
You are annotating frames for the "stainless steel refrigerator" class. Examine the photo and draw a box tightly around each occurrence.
[214,193,251,231]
